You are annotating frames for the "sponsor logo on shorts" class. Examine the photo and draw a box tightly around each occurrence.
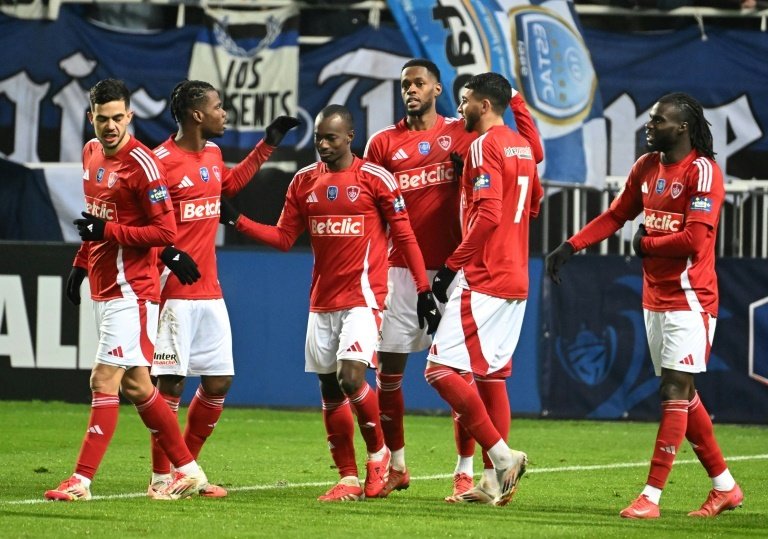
[85,196,118,221]
[309,215,364,236]
[396,161,455,192]
[690,196,712,212]
[180,196,220,221]
[643,208,683,233]
[153,352,178,366]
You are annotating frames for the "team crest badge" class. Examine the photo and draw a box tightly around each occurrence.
[346,186,360,202]
[437,135,451,151]
[418,141,431,155]
[107,172,119,188]
[199,167,210,182]
[327,185,338,201]
[96,168,105,183]
[212,166,221,182]
[671,181,684,199]
[655,178,666,194]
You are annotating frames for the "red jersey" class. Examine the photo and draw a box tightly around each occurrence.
[364,94,544,270]
[234,156,430,312]
[153,136,273,299]
[73,136,175,302]
[572,150,723,316]
[447,125,540,299]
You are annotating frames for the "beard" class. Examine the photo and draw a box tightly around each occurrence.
[406,100,431,117]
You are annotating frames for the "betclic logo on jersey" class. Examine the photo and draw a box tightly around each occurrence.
[84,196,117,221]
[180,196,221,221]
[643,209,683,234]
[397,161,455,192]
[309,215,364,236]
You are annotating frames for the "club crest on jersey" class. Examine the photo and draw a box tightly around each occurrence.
[393,195,406,213]
[212,166,221,182]
[148,185,169,204]
[346,186,360,202]
[107,172,119,188]
[96,168,105,183]
[671,181,684,199]
[437,135,451,151]
[418,141,431,155]
[327,185,338,201]
[473,174,491,190]
[655,178,666,194]
[199,167,210,182]
[690,196,712,212]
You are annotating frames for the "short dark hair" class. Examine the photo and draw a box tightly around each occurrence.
[402,58,441,83]
[657,92,715,159]
[464,72,511,115]
[89,79,130,110]
[170,80,218,124]
[318,104,354,131]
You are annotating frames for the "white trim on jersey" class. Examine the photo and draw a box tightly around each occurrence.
[361,162,398,191]
[444,117,462,125]
[363,124,397,157]
[296,162,318,176]
[469,133,489,168]
[129,147,161,183]
[116,246,138,299]
[360,240,378,309]
[694,157,712,192]
[205,141,219,148]
[680,257,703,312]
[154,146,170,159]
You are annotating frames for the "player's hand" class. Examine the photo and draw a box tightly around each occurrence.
[73,211,106,241]
[265,116,300,147]
[632,224,648,258]
[545,242,574,285]
[160,246,201,285]
[432,265,457,303]
[219,197,241,227]
[449,152,464,181]
[417,291,441,334]
[65,266,88,305]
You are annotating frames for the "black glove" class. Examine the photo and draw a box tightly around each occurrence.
[160,246,200,285]
[219,197,241,227]
[449,151,464,181]
[432,265,458,303]
[73,211,106,241]
[632,224,648,258]
[545,242,574,285]
[265,116,300,147]
[65,266,88,305]
[417,291,441,335]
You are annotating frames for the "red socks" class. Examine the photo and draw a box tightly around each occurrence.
[150,393,179,475]
[647,399,688,489]
[74,392,120,479]
[135,388,193,468]
[377,373,405,452]
[184,386,225,459]
[454,371,476,458]
[348,383,384,453]
[477,376,510,469]
[322,397,357,478]
[686,392,727,478]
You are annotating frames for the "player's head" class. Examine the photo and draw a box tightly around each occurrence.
[315,105,354,169]
[458,72,511,133]
[647,93,715,159]
[87,79,133,155]
[170,80,227,139]
[401,58,442,118]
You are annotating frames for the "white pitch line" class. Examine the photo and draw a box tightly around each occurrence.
[7,453,767,506]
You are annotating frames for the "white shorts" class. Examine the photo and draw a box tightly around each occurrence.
[427,286,526,378]
[151,298,234,377]
[305,307,381,374]
[93,298,158,368]
[378,267,456,354]
[644,309,716,376]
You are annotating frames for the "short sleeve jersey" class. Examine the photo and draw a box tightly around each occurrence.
[364,116,474,269]
[609,150,724,315]
[81,136,172,301]
[277,157,412,312]
[460,125,539,299]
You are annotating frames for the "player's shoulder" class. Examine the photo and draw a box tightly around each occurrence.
[360,159,398,190]
[294,161,320,179]
[125,138,164,182]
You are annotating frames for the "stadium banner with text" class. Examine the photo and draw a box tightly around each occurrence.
[188,6,300,154]
[541,255,768,424]
[387,0,607,185]
[583,24,768,181]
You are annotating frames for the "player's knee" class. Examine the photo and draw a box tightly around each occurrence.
[201,376,232,396]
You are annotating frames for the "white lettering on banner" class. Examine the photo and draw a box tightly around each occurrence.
[309,216,364,236]
[85,196,117,221]
[643,209,683,233]
[604,93,762,177]
[0,275,96,370]
[180,197,221,221]
[397,162,455,192]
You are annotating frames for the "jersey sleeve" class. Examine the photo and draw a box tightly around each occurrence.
[509,94,544,164]
[222,140,275,196]
[682,157,724,228]
[363,132,386,166]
